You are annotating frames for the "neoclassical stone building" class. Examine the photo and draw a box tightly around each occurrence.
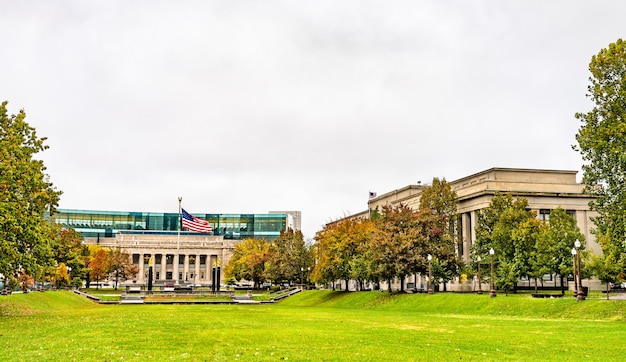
[346,167,598,291]
[367,167,598,257]
[84,233,235,286]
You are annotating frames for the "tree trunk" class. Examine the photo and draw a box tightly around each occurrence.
[387,278,392,293]
[534,277,538,293]
[115,269,119,290]
[400,276,405,292]
[560,275,565,295]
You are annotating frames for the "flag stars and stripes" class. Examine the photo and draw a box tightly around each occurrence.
[181,208,213,233]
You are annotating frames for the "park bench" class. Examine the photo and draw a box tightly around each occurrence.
[531,293,563,298]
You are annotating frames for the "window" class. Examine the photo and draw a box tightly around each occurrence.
[539,209,550,221]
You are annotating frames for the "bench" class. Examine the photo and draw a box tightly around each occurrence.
[531,293,564,298]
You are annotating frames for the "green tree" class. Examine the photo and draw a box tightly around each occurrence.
[266,229,311,286]
[475,194,535,260]
[51,226,89,287]
[589,252,622,300]
[511,217,542,289]
[538,208,585,293]
[474,193,537,292]
[574,38,626,280]
[418,177,458,219]
[496,259,517,296]
[419,177,460,291]
[0,101,61,285]
[415,209,455,291]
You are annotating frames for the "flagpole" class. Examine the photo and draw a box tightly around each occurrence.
[176,196,182,286]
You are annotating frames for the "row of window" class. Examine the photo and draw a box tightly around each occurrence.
[133,254,217,266]
[48,209,287,240]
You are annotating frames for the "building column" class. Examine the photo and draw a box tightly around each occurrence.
[470,210,477,248]
[173,253,179,284]
[194,254,201,283]
[183,254,190,283]
[136,254,144,283]
[204,255,211,282]
[143,253,152,284]
[160,254,167,281]
[462,212,471,262]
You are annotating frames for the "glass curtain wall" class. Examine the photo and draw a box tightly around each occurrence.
[48,209,287,240]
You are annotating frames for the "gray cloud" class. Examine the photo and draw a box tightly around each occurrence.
[2,0,624,237]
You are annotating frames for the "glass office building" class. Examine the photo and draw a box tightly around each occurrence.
[48,209,288,240]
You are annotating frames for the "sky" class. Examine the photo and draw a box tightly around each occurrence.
[1,1,625,239]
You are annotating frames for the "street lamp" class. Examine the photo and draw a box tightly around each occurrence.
[307,267,311,288]
[571,247,578,298]
[427,254,433,294]
[0,273,6,295]
[489,248,496,298]
[300,267,304,286]
[476,256,483,294]
[67,266,72,290]
[575,239,585,301]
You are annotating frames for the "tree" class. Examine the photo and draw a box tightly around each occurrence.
[418,177,460,291]
[537,208,585,293]
[371,204,420,292]
[474,193,538,292]
[589,252,622,300]
[0,101,62,285]
[475,194,535,260]
[88,247,109,289]
[109,247,139,290]
[55,262,70,288]
[313,218,374,291]
[418,177,458,219]
[496,259,517,296]
[51,226,89,287]
[417,210,458,291]
[266,229,311,286]
[574,38,626,280]
[511,217,542,289]
[224,238,270,288]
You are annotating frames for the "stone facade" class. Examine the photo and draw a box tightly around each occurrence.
[84,233,237,286]
[351,167,600,291]
[367,168,598,259]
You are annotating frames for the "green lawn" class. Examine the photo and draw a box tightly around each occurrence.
[1,290,625,361]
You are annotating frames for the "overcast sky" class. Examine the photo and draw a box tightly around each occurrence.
[1,1,624,238]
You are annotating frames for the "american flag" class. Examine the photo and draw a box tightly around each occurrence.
[181,208,213,233]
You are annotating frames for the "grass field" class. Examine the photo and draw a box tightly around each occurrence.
[1,290,625,361]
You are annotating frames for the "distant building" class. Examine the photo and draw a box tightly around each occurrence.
[48,209,299,286]
[337,167,599,291]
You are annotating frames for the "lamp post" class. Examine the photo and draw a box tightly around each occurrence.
[300,267,304,287]
[67,266,72,290]
[571,247,578,298]
[307,267,311,289]
[427,254,433,294]
[0,273,6,295]
[575,239,585,301]
[476,256,483,294]
[489,248,496,298]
